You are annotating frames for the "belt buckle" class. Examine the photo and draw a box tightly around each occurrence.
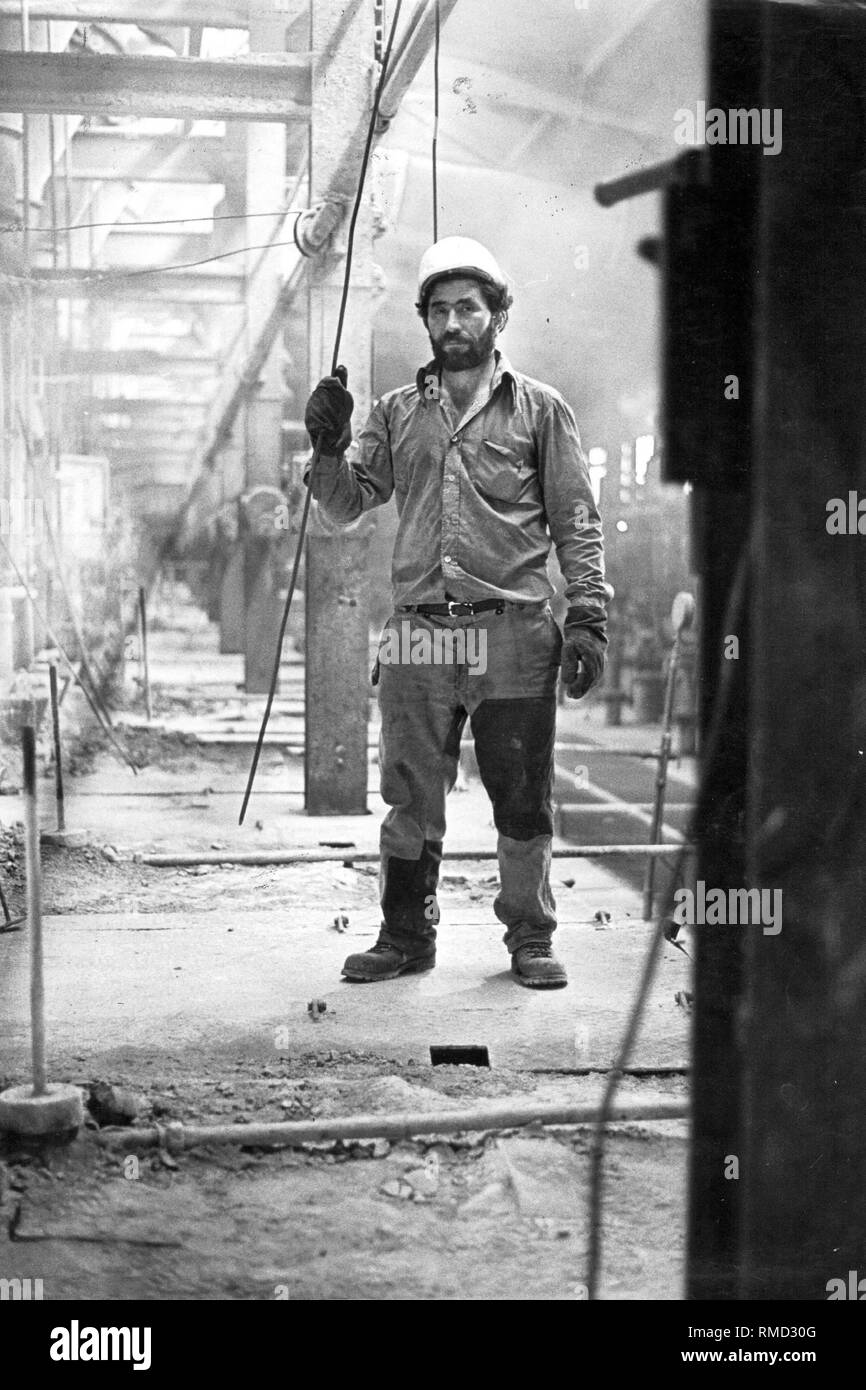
[447,599,470,617]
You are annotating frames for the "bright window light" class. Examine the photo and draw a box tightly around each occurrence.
[634,434,654,485]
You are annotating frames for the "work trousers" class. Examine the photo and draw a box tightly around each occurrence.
[374,603,562,954]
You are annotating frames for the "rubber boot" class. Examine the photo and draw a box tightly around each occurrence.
[342,840,442,982]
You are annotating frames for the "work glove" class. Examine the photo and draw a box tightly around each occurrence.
[304,365,354,455]
[561,621,606,699]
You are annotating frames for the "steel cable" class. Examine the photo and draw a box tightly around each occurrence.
[239,0,405,825]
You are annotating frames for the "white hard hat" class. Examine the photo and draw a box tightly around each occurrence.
[416,236,508,304]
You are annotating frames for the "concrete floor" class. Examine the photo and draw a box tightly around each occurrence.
[0,625,691,1079]
[0,611,692,1304]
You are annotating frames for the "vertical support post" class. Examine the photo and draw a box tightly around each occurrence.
[242,10,289,694]
[641,631,680,920]
[48,660,64,832]
[19,0,35,671]
[219,547,246,655]
[675,0,760,1301]
[138,585,151,721]
[219,443,245,655]
[739,1,866,1299]
[22,723,46,1096]
[304,534,370,813]
[305,0,375,814]
[0,19,27,683]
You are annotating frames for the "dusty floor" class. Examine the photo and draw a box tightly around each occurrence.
[0,594,691,1301]
[0,1068,687,1301]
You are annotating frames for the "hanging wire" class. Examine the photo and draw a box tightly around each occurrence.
[238,0,405,826]
[430,0,439,239]
[3,234,303,295]
[432,0,440,241]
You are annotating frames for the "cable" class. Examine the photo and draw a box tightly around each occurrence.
[239,0,405,827]
[0,534,138,775]
[16,407,115,732]
[585,524,753,1300]
[1,210,300,236]
[9,233,304,294]
[329,0,404,373]
[19,164,309,290]
[432,0,440,242]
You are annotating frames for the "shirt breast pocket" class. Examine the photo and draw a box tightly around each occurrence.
[472,437,535,503]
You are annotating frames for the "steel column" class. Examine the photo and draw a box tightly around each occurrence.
[304,0,375,816]
[740,0,866,1301]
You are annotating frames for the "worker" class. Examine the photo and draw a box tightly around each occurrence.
[305,236,609,988]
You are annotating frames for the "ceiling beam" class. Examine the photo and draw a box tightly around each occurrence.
[65,169,221,185]
[0,51,311,122]
[55,348,218,376]
[33,268,244,303]
[105,440,200,456]
[122,465,194,486]
[66,133,239,184]
[0,0,305,27]
[581,0,668,83]
[401,57,660,143]
[85,396,208,416]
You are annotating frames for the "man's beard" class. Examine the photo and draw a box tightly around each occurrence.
[429,319,497,371]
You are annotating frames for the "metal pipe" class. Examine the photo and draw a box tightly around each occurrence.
[140,843,693,868]
[375,0,460,131]
[99,1095,688,1154]
[643,594,696,919]
[0,877,25,930]
[18,0,35,670]
[22,723,47,1096]
[642,641,680,919]
[138,585,151,721]
[48,660,64,831]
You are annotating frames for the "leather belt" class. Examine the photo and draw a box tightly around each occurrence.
[399,598,513,617]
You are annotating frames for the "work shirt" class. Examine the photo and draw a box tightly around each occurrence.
[308,349,608,634]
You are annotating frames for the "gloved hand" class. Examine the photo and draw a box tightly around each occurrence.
[305,365,354,454]
[561,623,606,699]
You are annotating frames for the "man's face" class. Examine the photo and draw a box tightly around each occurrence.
[426,276,498,371]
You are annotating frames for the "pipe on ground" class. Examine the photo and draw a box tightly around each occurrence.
[97,1096,687,1154]
[139,844,693,868]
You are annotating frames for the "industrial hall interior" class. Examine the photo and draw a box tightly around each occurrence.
[0,0,861,1313]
